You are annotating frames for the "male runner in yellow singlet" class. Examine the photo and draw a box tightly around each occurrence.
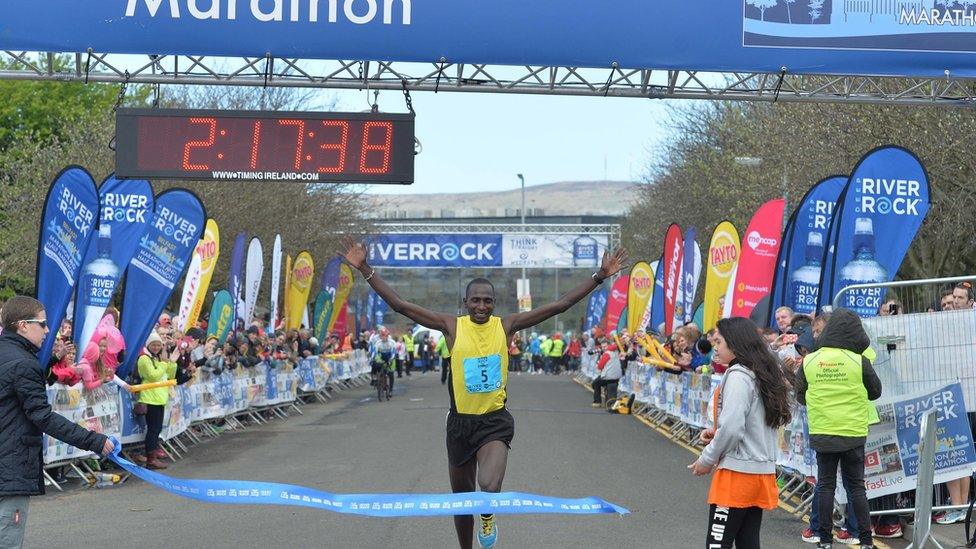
[340,236,628,549]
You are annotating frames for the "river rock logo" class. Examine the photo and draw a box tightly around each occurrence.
[441,243,460,261]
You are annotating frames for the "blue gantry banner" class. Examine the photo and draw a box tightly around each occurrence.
[2,1,976,78]
[368,234,503,268]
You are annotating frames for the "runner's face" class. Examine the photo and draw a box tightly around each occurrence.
[464,284,495,324]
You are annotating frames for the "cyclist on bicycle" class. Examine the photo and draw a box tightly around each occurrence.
[371,327,397,399]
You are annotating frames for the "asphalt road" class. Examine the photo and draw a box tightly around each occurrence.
[23,372,929,548]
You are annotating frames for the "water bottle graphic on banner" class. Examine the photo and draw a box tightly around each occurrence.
[838,218,888,316]
[572,236,599,267]
[77,224,120,349]
[788,231,823,315]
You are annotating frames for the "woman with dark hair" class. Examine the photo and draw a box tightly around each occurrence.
[689,317,792,549]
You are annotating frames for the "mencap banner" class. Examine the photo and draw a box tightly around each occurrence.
[185,218,220,331]
[603,276,629,334]
[36,166,99,366]
[118,189,206,379]
[819,146,930,317]
[730,199,785,319]
[661,224,683,336]
[703,221,739,333]
[4,1,974,78]
[626,261,654,334]
[286,251,314,331]
[73,175,154,354]
[768,176,845,323]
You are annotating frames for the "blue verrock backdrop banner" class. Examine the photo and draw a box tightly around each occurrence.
[818,146,930,317]
[650,254,666,335]
[368,234,502,268]
[72,175,154,355]
[768,175,846,324]
[117,189,206,379]
[3,1,976,77]
[36,166,100,366]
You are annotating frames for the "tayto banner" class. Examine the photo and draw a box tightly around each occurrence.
[73,174,154,354]
[207,290,234,345]
[730,199,785,319]
[328,264,355,335]
[287,251,314,331]
[270,234,282,331]
[679,229,702,326]
[703,221,740,333]
[768,176,846,323]
[368,234,502,268]
[864,383,976,499]
[6,2,976,79]
[313,290,333,344]
[35,166,99,366]
[228,232,248,328]
[185,218,220,331]
[244,237,264,325]
[820,146,930,317]
[118,189,205,378]
[627,261,654,334]
[639,260,659,333]
[662,224,683,336]
[603,276,629,334]
[650,254,666,335]
[174,253,203,332]
[583,287,608,334]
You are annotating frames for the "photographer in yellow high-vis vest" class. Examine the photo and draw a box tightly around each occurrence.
[794,309,882,549]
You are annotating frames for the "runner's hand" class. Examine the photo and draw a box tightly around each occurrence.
[339,236,368,271]
[598,247,629,279]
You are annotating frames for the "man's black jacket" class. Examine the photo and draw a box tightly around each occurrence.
[0,331,107,495]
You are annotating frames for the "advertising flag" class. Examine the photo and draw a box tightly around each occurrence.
[649,255,666,334]
[283,254,292,330]
[243,237,264,325]
[228,232,248,329]
[206,289,234,344]
[730,199,785,319]
[639,261,659,333]
[583,287,608,333]
[269,234,282,331]
[333,303,350,339]
[174,254,203,332]
[286,251,314,331]
[661,224,683,335]
[679,229,702,326]
[703,221,740,332]
[35,166,100,366]
[185,218,220,331]
[73,175,154,354]
[626,261,654,334]
[327,264,355,334]
[366,291,376,331]
[819,146,930,317]
[768,176,846,323]
[320,256,343,297]
[117,189,205,379]
[313,290,333,343]
[603,275,629,334]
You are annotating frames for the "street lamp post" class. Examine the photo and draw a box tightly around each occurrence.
[734,156,789,230]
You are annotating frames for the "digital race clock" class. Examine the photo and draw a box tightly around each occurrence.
[115,108,415,184]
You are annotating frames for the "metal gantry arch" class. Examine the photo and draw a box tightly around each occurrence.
[3,51,976,107]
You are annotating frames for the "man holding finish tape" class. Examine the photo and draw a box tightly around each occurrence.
[339,237,628,549]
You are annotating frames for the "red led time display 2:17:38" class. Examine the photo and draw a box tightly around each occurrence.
[136,116,396,174]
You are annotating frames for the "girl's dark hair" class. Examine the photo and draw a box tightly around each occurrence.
[716,317,792,428]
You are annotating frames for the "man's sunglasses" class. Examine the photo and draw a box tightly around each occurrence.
[22,319,48,329]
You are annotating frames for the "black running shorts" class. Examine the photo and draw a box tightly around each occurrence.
[445,408,515,467]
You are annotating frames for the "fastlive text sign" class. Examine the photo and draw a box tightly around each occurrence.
[368,234,502,267]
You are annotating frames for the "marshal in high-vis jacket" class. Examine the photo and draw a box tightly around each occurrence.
[0,332,108,495]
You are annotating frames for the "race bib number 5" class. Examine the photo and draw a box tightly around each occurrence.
[463,354,503,394]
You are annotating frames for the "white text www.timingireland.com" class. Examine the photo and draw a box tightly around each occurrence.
[211,171,321,181]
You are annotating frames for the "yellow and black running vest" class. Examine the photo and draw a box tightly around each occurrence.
[448,315,509,415]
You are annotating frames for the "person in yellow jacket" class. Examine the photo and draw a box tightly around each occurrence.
[340,236,628,549]
[134,331,178,470]
[547,333,566,375]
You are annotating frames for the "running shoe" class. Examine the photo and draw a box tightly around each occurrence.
[801,527,820,543]
[872,522,902,538]
[815,543,832,549]
[478,514,497,549]
[935,509,966,524]
[835,529,859,545]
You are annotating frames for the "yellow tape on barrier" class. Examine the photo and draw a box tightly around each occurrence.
[127,379,177,393]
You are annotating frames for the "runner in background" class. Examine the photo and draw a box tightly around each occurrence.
[339,236,628,549]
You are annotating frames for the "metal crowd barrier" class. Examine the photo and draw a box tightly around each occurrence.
[41,350,370,491]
